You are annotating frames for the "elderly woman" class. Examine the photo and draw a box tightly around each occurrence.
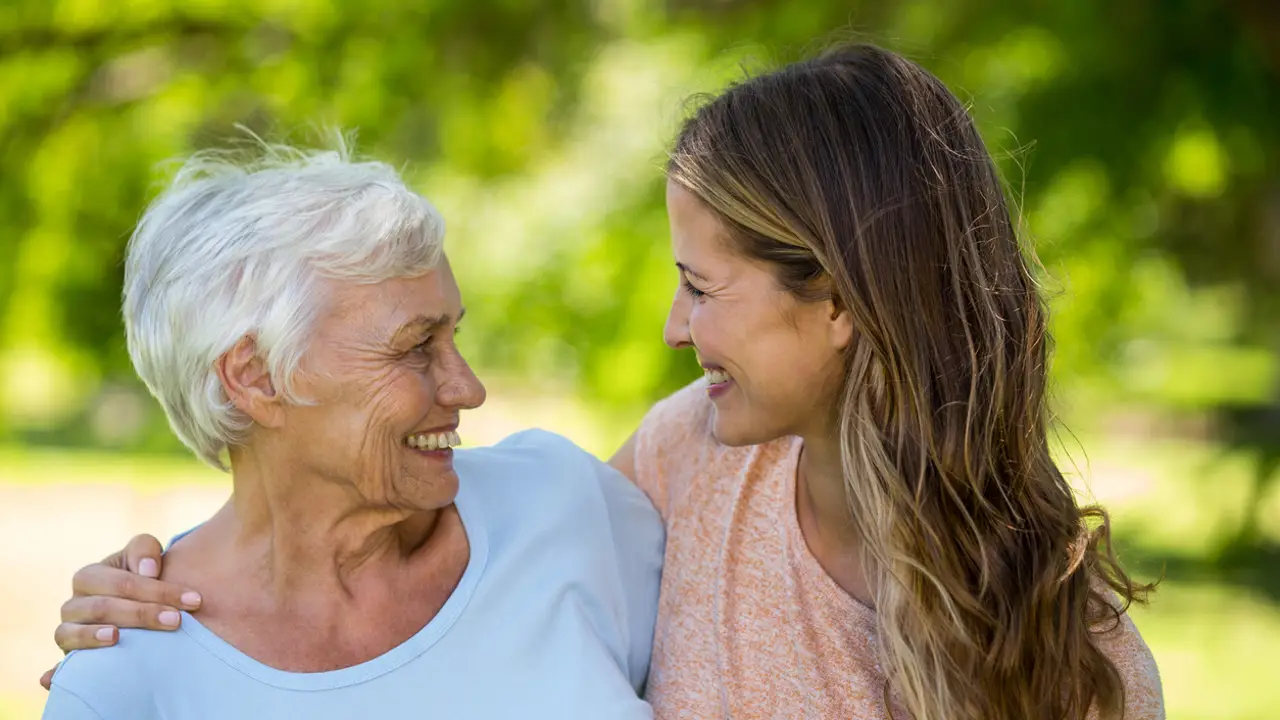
[41,143,663,719]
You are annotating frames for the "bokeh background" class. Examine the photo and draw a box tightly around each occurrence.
[1,0,1277,718]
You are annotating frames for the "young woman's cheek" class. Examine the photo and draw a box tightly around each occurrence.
[691,303,725,356]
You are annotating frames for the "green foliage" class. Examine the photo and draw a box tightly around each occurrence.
[0,0,1276,455]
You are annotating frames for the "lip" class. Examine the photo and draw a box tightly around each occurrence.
[407,443,458,458]
[409,422,458,435]
[700,361,733,399]
[408,445,455,460]
[706,377,733,399]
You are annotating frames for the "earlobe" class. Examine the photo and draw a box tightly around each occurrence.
[215,336,284,428]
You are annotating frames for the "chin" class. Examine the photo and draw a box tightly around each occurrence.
[401,470,461,509]
[710,408,786,448]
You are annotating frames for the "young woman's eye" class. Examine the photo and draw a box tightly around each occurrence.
[681,277,707,298]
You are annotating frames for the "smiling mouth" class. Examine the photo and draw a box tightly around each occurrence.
[703,367,731,385]
[405,430,461,451]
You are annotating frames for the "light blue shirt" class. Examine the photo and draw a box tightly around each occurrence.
[44,430,664,719]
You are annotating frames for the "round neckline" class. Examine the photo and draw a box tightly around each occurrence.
[176,479,490,691]
[783,436,877,624]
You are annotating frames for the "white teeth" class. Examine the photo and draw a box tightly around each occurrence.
[704,369,731,385]
[406,431,461,451]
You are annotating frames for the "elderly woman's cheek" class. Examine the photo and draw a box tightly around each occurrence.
[342,376,403,497]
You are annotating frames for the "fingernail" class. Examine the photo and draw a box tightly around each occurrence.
[181,591,202,608]
[139,558,159,578]
[158,610,180,627]
[94,627,114,642]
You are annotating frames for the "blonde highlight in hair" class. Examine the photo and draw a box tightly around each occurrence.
[669,44,1154,720]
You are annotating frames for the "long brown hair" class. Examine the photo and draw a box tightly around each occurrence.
[668,44,1155,720]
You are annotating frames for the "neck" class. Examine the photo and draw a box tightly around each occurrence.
[797,427,857,544]
[797,422,875,607]
[220,446,442,602]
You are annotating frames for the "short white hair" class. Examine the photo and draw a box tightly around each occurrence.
[124,135,445,469]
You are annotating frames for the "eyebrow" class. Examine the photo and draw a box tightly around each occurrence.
[675,262,709,282]
[393,308,466,341]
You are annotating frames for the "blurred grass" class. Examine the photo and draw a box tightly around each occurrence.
[2,424,1279,719]
[1056,431,1280,719]
[0,445,224,487]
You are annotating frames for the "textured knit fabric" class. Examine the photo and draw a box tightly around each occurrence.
[635,380,1164,720]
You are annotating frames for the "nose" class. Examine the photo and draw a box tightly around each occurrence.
[663,287,692,350]
[437,350,487,411]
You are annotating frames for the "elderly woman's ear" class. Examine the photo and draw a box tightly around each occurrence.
[215,335,286,428]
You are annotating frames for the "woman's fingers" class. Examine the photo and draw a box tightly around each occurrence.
[119,534,165,576]
[70,563,199,611]
[57,595,184,653]
[52,621,124,653]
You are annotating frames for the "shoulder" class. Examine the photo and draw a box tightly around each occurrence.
[456,428,609,498]
[494,428,600,466]
[632,381,712,513]
[456,429,660,530]
[49,629,187,720]
[458,428,591,468]
[454,429,663,691]
[1092,605,1165,719]
[632,380,775,518]
[42,683,107,720]
[639,380,714,440]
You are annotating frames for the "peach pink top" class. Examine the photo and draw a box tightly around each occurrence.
[633,381,1164,719]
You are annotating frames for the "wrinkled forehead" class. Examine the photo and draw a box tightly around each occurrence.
[316,266,462,344]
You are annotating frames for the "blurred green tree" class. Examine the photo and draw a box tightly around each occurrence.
[0,0,1276,521]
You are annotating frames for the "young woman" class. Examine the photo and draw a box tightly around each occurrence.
[48,44,1162,720]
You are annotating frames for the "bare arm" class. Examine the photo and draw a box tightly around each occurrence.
[39,534,202,690]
